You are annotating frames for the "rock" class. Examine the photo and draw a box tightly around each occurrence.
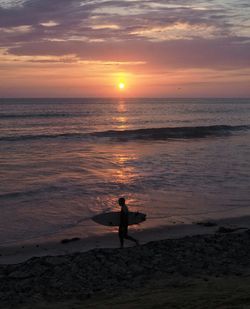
[1,230,250,305]
[8,270,32,279]
[129,265,144,275]
[45,256,68,265]
[217,227,241,233]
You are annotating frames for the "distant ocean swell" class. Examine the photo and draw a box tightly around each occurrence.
[1,125,249,142]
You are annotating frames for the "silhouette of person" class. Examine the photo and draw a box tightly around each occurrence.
[118,197,139,248]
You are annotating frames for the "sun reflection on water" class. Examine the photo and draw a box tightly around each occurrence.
[112,152,137,184]
[116,100,128,130]
[117,99,126,112]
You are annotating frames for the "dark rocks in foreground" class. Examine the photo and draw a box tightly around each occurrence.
[1,230,250,305]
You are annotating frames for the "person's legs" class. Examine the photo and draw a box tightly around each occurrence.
[124,234,139,245]
[119,233,124,248]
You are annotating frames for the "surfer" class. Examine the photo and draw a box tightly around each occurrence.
[118,197,139,248]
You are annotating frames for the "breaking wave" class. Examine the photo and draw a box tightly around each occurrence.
[1,125,249,142]
[91,125,249,140]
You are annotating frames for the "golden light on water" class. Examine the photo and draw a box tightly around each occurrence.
[116,100,127,130]
[112,152,136,185]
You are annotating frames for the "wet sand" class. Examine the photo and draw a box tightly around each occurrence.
[1,216,250,308]
[1,215,250,265]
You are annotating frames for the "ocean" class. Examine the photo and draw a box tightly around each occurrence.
[0,98,250,246]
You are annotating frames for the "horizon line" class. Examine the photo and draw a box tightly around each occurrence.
[1,97,250,100]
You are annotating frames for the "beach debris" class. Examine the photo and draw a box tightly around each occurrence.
[195,221,217,227]
[61,237,81,244]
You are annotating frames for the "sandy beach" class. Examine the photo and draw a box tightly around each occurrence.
[1,216,250,308]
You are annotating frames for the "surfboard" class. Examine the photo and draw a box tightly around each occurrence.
[92,211,146,227]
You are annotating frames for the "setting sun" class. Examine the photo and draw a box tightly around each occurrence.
[118,82,125,90]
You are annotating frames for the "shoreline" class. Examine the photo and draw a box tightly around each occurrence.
[1,226,250,307]
[1,214,250,265]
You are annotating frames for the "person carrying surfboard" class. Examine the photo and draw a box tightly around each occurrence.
[118,197,139,248]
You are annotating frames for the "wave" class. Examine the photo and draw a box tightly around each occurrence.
[91,125,250,140]
[0,185,62,201]
[0,132,85,142]
[0,113,83,119]
[1,125,249,142]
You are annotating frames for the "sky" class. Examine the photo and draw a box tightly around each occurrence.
[0,0,249,97]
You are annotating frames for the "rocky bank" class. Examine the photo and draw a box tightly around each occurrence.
[1,230,250,307]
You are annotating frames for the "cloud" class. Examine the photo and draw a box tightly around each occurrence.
[40,20,60,27]
[0,0,248,39]
[0,0,26,9]
[5,35,250,71]
[0,0,249,72]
